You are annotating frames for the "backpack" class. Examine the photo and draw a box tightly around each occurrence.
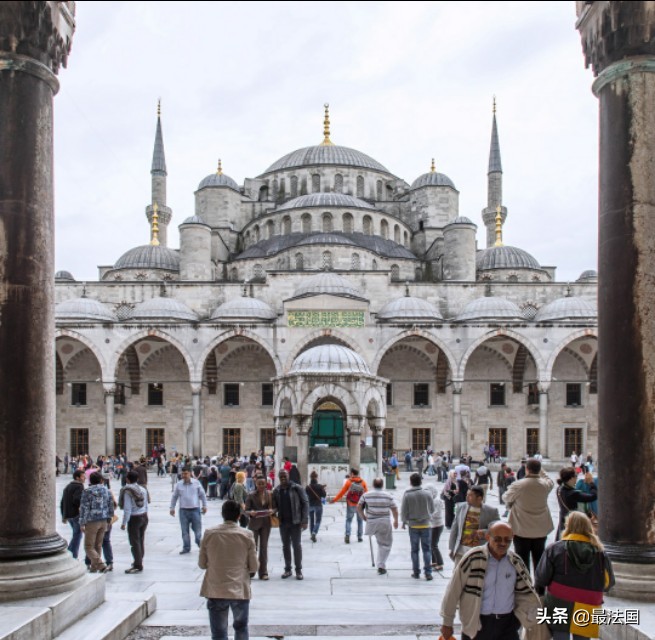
[346,480,365,504]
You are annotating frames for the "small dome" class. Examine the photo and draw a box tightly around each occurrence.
[457,297,524,322]
[534,297,597,322]
[290,344,371,375]
[277,193,374,212]
[180,215,210,227]
[197,172,240,192]
[292,272,366,300]
[377,296,443,323]
[132,297,198,321]
[262,145,390,175]
[114,245,180,271]
[210,297,277,322]
[577,269,598,282]
[56,297,116,322]
[476,246,541,271]
[410,172,457,190]
[55,270,75,281]
[446,216,476,226]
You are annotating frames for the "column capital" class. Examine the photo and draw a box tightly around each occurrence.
[102,382,116,395]
[537,381,550,394]
[190,382,202,394]
[450,380,463,394]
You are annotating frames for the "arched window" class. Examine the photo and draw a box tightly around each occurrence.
[254,225,260,242]
[415,266,422,281]
[322,212,333,233]
[312,174,321,193]
[259,185,268,201]
[386,184,394,200]
[302,213,312,233]
[376,180,383,200]
[254,264,264,280]
[343,212,354,234]
[394,225,400,243]
[381,219,389,239]
[372,259,378,271]
[404,231,409,247]
[322,251,332,270]
[532,275,541,282]
[334,174,343,193]
[245,230,251,247]
[507,274,519,282]
[272,179,279,200]
[290,176,298,198]
[295,253,304,271]
[363,215,373,235]
[282,216,291,235]
[390,264,400,281]
[230,267,238,281]
[357,176,364,198]
[351,253,360,270]
[266,220,274,239]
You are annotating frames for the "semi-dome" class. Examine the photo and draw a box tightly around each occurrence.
[56,297,117,322]
[290,344,371,375]
[132,297,198,321]
[577,269,598,282]
[262,144,390,175]
[180,215,209,226]
[456,296,524,322]
[197,172,239,192]
[210,296,277,322]
[114,245,180,271]
[291,272,366,300]
[55,270,75,281]
[534,297,597,322]
[476,246,540,271]
[277,193,374,211]
[377,296,443,323]
[410,171,457,190]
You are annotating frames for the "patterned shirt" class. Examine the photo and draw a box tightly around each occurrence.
[460,506,482,549]
[359,489,397,520]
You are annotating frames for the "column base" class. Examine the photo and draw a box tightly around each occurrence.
[610,561,655,601]
[0,549,86,602]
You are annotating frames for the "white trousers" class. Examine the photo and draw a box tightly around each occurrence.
[366,518,393,569]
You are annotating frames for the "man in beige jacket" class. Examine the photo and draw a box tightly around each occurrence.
[199,500,258,640]
[502,458,554,576]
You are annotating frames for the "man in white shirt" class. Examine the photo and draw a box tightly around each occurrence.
[357,478,398,574]
[170,466,208,554]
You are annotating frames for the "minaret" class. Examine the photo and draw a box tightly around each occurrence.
[145,100,172,246]
[481,97,507,248]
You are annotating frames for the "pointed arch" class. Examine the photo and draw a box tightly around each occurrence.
[545,329,598,379]
[284,329,366,372]
[298,382,360,417]
[55,352,64,395]
[274,385,297,417]
[512,344,536,393]
[589,353,597,394]
[203,350,218,394]
[55,329,108,375]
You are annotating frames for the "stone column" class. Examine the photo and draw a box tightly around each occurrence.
[0,1,84,601]
[296,415,311,486]
[537,382,549,458]
[577,1,655,599]
[274,417,287,483]
[372,418,385,476]
[191,384,202,457]
[348,415,363,472]
[451,382,463,458]
[104,383,116,456]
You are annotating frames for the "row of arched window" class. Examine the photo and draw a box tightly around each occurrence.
[265,174,394,200]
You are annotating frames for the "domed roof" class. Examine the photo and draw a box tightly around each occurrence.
[56,297,117,322]
[197,172,239,192]
[180,215,210,227]
[262,144,390,175]
[210,296,277,322]
[410,172,457,190]
[132,297,198,321]
[277,193,374,211]
[456,296,524,322]
[476,246,541,271]
[446,216,476,226]
[377,296,443,323]
[534,297,597,322]
[577,269,598,282]
[290,344,371,375]
[55,270,75,281]
[114,245,180,271]
[291,272,366,300]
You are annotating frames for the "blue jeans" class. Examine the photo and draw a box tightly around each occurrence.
[207,598,249,640]
[408,527,432,576]
[309,505,323,535]
[67,516,82,559]
[345,504,363,538]
[179,508,202,551]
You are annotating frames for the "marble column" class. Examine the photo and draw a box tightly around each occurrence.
[577,1,655,599]
[296,415,311,486]
[348,415,363,472]
[104,383,116,456]
[274,417,287,483]
[537,383,549,458]
[0,1,84,601]
[373,418,385,476]
[191,384,202,457]
[451,382,463,458]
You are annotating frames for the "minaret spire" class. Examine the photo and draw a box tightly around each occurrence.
[151,99,167,176]
[321,103,333,146]
[481,96,507,248]
[146,99,172,246]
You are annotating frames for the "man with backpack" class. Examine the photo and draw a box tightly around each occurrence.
[331,468,368,543]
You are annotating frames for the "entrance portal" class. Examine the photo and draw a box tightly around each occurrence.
[311,403,344,447]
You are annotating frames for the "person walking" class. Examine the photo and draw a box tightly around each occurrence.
[120,469,149,574]
[555,467,597,540]
[199,500,258,640]
[79,471,114,573]
[170,466,208,554]
[400,473,435,580]
[496,462,508,507]
[473,464,493,502]
[357,477,398,574]
[331,468,368,543]
[424,480,445,571]
[61,469,85,559]
[244,476,273,580]
[305,470,326,542]
[442,471,458,529]
[231,471,249,528]
[272,469,309,580]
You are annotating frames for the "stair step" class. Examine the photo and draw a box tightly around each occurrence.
[0,606,51,640]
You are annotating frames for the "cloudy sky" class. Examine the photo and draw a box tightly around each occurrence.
[53,1,598,282]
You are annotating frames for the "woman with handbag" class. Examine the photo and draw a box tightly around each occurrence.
[245,476,274,580]
[305,470,326,542]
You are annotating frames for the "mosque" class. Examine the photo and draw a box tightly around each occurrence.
[54,103,598,478]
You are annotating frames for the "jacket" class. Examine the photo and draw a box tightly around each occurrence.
[400,486,434,527]
[556,483,597,534]
[504,472,554,538]
[440,544,541,639]
[79,484,114,525]
[272,481,309,526]
[199,522,258,599]
[305,480,326,507]
[424,483,444,527]
[60,480,84,519]
[449,502,500,556]
[332,477,368,506]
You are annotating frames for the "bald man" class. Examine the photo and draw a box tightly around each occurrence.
[440,522,541,640]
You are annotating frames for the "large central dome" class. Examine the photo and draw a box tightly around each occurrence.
[261,144,390,175]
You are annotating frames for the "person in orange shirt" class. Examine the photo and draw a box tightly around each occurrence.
[331,468,368,543]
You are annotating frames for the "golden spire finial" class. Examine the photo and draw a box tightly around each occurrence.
[157,98,161,118]
[492,95,496,115]
[151,202,160,246]
[217,158,223,175]
[321,103,333,146]
[494,204,503,247]
[430,158,436,173]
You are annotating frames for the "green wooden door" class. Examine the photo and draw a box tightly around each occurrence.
[310,410,344,447]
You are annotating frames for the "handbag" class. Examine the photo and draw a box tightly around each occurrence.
[267,493,280,528]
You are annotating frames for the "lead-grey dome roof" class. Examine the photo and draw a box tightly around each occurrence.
[291,272,366,301]
[377,296,443,323]
[290,344,371,375]
[410,172,457,190]
[132,297,198,321]
[180,215,210,227]
[55,270,75,281]
[114,245,180,271]
[262,145,390,175]
[457,296,524,322]
[197,172,240,192]
[210,296,277,322]
[56,297,117,322]
[277,193,374,211]
[534,297,597,322]
[577,269,598,282]
[476,246,540,271]
[446,216,476,226]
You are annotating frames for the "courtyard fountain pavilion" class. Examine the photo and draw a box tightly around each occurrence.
[54,104,597,488]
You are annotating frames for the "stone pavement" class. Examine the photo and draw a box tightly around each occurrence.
[54,470,655,639]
